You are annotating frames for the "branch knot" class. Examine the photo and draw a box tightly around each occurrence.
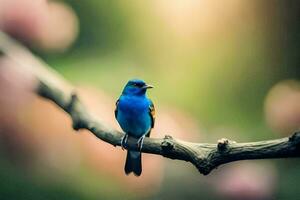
[161,135,174,152]
[217,138,229,151]
[289,131,300,147]
[67,92,89,131]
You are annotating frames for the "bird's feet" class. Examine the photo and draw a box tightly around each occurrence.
[137,135,145,151]
[121,134,128,150]
[121,134,145,151]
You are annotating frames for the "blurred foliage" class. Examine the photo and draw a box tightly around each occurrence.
[42,0,300,137]
[62,0,129,52]
[1,0,300,199]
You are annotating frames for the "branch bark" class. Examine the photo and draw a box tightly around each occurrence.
[1,31,300,175]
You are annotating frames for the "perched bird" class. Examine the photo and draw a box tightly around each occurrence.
[115,79,155,176]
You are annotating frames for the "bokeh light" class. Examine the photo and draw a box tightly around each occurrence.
[0,0,299,199]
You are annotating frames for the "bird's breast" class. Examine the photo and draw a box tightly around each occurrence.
[117,96,151,137]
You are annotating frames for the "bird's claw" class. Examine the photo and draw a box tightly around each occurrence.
[121,134,145,151]
[137,135,145,152]
[121,134,128,150]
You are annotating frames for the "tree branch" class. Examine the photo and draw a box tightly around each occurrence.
[1,31,300,175]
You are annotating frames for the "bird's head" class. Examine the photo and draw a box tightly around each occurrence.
[122,79,153,96]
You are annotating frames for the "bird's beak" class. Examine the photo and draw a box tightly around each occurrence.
[142,84,154,89]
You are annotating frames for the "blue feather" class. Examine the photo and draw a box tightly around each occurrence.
[115,79,154,176]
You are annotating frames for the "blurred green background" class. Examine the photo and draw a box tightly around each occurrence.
[0,0,300,199]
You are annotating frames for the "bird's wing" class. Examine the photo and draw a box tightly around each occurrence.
[114,99,119,119]
[146,100,155,137]
[149,100,155,128]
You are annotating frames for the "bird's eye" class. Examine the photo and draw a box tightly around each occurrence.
[132,83,143,87]
[129,82,145,88]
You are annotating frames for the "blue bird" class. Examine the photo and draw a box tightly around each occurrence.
[115,79,155,176]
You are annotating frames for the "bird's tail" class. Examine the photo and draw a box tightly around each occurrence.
[125,150,142,176]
